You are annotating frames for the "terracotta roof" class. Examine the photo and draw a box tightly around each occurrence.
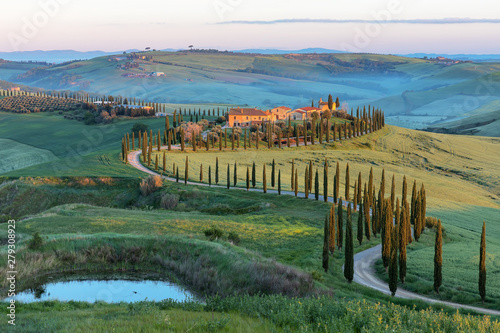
[319,101,329,105]
[288,109,306,114]
[272,106,291,111]
[229,107,268,117]
[298,107,320,112]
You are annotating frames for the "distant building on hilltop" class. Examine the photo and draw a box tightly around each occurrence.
[318,97,336,111]
[269,106,291,120]
[151,72,165,77]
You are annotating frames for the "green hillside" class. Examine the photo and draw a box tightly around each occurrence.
[3,51,500,133]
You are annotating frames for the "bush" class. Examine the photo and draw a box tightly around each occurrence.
[160,193,179,209]
[131,123,148,136]
[425,216,444,232]
[27,232,44,250]
[215,116,226,124]
[228,232,241,245]
[139,175,163,196]
[204,226,224,241]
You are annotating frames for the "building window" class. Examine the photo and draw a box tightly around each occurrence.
[246,116,249,120]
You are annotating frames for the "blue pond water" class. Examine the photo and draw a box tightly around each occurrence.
[7,280,195,303]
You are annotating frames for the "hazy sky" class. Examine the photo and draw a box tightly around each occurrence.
[1,0,500,53]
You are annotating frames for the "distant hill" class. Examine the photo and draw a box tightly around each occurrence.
[1,50,500,135]
[0,50,142,64]
[234,48,348,54]
[402,53,500,62]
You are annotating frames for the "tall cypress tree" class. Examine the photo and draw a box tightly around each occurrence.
[414,192,422,241]
[391,174,396,210]
[323,213,330,272]
[479,221,486,303]
[155,155,159,171]
[345,163,350,201]
[357,172,362,210]
[353,181,358,212]
[389,225,398,296]
[246,167,250,191]
[364,183,371,241]
[337,198,343,251]
[329,205,336,253]
[294,170,298,197]
[227,164,230,189]
[434,219,443,294]
[357,200,363,245]
[315,170,319,200]
[291,159,295,191]
[399,198,407,283]
[278,170,281,195]
[215,157,219,184]
[184,156,189,185]
[304,166,309,199]
[209,166,212,186]
[335,162,340,204]
[263,164,267,193]
[176,167,179,183]
[344,204,354,282]
[271,159,276,187]
[323,160,328,202]
[309,160,313,191]
[163,151,166,173]
[402,175,407,203]
[233,163,237,187]
[382,199,393,269]
[200,164,203,182]
[368,167,374,208]
[252,162,256,188]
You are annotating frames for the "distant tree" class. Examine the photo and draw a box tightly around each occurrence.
[345,163,350,201]
[364,184,371,240]
[323,213,330,272]
[344,204,354,282]
[200,164,203,182]
[434,219,443,294]
[337,198,343,251]
[315,169,319,200]
[291,159,295,191]
[271,159,276,187]
[233,162,237,187]
[294,170,298,197]
[132,123,148,137]
[263,164,267,193]
[391,174,396,209]
[309,160,313,192]
[216,157,219,184]
[479,221,487,303]
[184,156,189,185]
[278,170,281,195]
[328,94,333,111]
[323,160,328,202]
[335,96,340,109]
[399,199,408,283]
[357,200,363,245]
[389,225,398,296]
[163,151,166,173]
[304,166,309,199]
[252,162,256,188]
[334,162,340,203]
[382,199,393,269]
[155,154,159,171]
[329,205,336,253]
[246,167,250,191]
[209,166,212,186]
[227,164,230,189]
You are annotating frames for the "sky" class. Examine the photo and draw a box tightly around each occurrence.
[1,0,500,54]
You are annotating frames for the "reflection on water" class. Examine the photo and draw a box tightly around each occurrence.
[6,280,195,303]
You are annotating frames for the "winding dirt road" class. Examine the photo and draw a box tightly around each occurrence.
[127,148,500,317]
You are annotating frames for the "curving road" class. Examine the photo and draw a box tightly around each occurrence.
[127,147,500,317]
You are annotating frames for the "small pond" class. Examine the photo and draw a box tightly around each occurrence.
[6,279,196,303]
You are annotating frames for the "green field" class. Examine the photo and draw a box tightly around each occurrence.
[0,139,57,173]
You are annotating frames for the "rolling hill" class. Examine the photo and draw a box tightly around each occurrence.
[1,51,500,133]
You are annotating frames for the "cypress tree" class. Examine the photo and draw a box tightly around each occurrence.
[215,157,219,184]
[271,159,276,187]
[389,225,398,296]
[391,174,396,209]
[252,162,256,188]
[263,164,267,193]
[132,132,135,150]
[357,200,363,245]
[405,199,413,244]
[155,155,159,171]
[184,156,189,185]
[314,169,319,200]
[344,204,354,282]
[176,167,179,183]
[345,163,350,201]
[309,160,313,191]
[364,184,371,240]
[399,199,407,283]
[304,165,309,199]
[244,128,247,149]
[357,172,362,210]
[278,170,281,195]
[382,199,393,269]
[231,128,235,150]
[291,159,295,191]
[337,198,343,251]
[192,130,197,152]
[256,128,260,149]
[209,166,212,186]
[219,131,222,151]
[411,180,417,227]
[227,164,230,189]
[295,124,299,147]
[224,128,228,149]
[294,170,298,197]
[329,205,336,253]
[402,175,407,203]
[233,162,237,187]
[434,219,443,294]
[246,167,250,191]
[323,160,328,202]
[420,184,427,231]
[479,221,486,303]
[168,131,172,151]
[180,129,185,151]
[380,168,386,201]
[323,213,330,272]
[163,151,166,173]
[157,130,161,151]
[200,164,203,182]
[414,192,422,241]
[334,162,340,203]
[368,167,374,208]
[353,180,358,211]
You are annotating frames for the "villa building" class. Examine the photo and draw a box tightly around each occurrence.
[228,107,276,127]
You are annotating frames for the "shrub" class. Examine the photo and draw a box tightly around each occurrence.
[131,122,148,136]
[160,193,179,209]
[426,216,444,232]
[215,116,226,124]
[228,232,241,245]
[204,226,224,241]
[139,175,163,196]
[27,232,44,250]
